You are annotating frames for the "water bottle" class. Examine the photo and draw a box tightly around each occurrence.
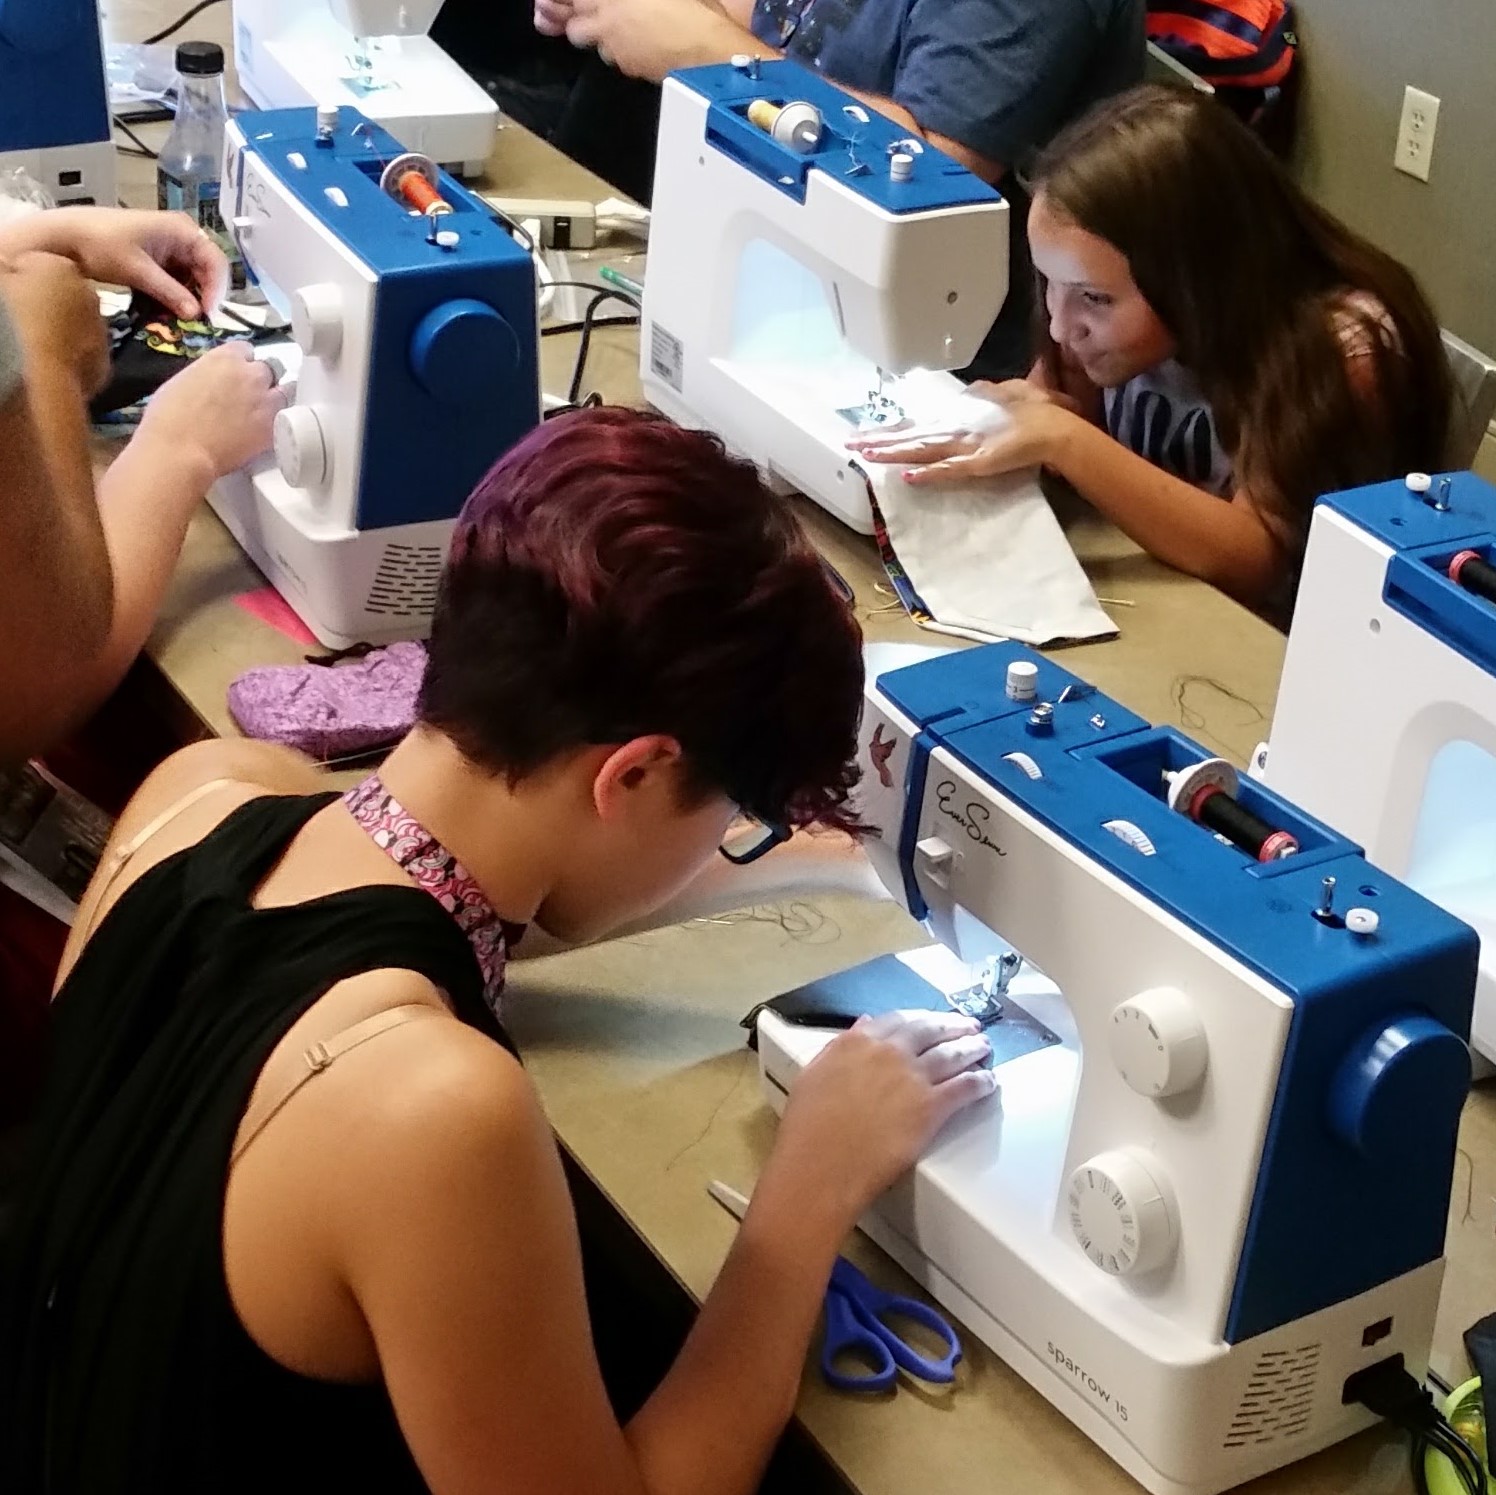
[156,40,236,284]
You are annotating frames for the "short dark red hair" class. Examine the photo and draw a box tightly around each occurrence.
[419,406,864,828]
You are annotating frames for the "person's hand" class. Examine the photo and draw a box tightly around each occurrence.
[563,0,736,79]
[134,343,286,487]
[533,0,575,35]
[847,379,1082,487]
[770,1010,995,1229]
[0,208,229,319]
[0,250,109,397]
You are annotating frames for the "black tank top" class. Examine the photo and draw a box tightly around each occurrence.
[0,792,518,1493]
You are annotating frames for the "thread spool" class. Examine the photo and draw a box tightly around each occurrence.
[379,152,451,216]
[1165,758,1299,863]
[1450,549,1496,605]
[746,98,823,153]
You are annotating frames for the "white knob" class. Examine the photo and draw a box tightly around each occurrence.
[290,283,344,361]
[273,406,328,489]
[1110,987,1208,1098]
[1405,472,1432,494]
[1346,907,1380,936]
[1005,659,1039,701]
[1067,1149,1176,1277]
[889,151,914,182]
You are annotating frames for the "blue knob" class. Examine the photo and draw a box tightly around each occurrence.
[408,299,519,409]
[1328,1014,1470,1158]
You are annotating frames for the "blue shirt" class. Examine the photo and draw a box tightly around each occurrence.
[750,0,1144,173]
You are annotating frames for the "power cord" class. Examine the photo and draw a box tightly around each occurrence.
[141,0,228,47]
[1346,1358,1487,1495]
[112,116,160,159]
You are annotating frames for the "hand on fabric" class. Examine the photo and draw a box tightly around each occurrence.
[562,0,742,79]
[848,379,1083,487]
[135,343,285,487]
[0,250,110,396]
[0,208,229,320]
[769,1010,994,1228]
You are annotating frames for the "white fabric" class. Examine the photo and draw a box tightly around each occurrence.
[865,372,1116,646]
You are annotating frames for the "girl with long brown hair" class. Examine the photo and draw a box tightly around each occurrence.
[850,84,1453,620]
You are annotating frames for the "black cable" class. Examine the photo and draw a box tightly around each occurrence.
[1427,1424,1484,1494]
[141,0,227,46]
[1346,1359,1488,1495]
[541,315,638,338]
[112,117,159,160]
[567,288,641,406]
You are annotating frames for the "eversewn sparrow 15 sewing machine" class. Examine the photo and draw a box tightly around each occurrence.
[640,59,1009,536]
[214,106,539,648]
[233,0,499,176]
[757,641,1478,1495]
[0,0,115,209]
[1257,470,1496,1066]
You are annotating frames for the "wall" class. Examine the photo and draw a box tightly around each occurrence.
[1291,0,1496,476]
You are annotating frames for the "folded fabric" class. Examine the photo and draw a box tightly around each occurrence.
[862,372,1116,647]
[227,641,426,761]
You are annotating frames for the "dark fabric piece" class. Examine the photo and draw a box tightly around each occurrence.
[0,792,516,1493]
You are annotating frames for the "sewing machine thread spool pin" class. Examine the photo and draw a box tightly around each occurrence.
[315,104,339,146]
[1449,549,1496,606]
[746,98,823,153]
[1435,476,1453,512]
[1164,758,1300,862]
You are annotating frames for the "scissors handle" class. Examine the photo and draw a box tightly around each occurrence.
[821,1282,899,1392]
[826,1256,962,1387]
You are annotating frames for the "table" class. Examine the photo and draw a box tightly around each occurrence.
[111,114,1496,1495]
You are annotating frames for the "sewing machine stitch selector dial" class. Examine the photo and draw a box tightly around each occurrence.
[273,406,328,489]
[290,283,344,361]
[1067,1149,1176,1277]
[1110,987,1208,1098]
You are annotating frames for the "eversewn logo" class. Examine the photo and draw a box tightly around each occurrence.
[1048,1342,1129,1422]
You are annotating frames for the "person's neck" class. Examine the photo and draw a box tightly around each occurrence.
[371,728,560,927]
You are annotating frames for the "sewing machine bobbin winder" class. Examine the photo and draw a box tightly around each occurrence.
[758,640,1477,1495]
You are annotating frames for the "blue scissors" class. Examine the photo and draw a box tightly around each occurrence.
[708,1180,962,1393]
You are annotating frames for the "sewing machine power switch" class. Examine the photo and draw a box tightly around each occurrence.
[1110,988,1208,1098]
[1067,1149,1177,1277]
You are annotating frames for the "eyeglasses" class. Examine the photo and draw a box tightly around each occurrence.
[719,812,792,865]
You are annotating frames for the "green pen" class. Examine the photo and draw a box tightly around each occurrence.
[598,265,645,299]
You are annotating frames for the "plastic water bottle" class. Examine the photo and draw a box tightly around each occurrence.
[156,41,233,274]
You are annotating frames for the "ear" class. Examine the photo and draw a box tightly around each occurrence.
[592,735,687,823]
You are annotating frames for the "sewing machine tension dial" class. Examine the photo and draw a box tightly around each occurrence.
[1110,988,1208,1098]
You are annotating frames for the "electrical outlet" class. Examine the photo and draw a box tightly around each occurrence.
[1394,85,1440,182]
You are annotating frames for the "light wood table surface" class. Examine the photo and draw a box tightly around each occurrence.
[110,110,1496,1495]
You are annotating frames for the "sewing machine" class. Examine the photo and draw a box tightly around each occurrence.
[640,59,1009,535]
[1256,470,1496,1067]
[756,640,1478,1495]
[233,0,498,175]
[0,0,115,208]
[213,106,539,648]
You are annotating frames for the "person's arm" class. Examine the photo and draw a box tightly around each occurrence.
[344,1009,993,1495]
[0,258,114,759]
[851,386,1286,605]
[73,343,284,715]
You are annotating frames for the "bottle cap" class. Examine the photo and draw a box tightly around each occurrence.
[176,40,225,75]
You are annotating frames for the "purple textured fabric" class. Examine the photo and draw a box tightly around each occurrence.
[226,641,427,761]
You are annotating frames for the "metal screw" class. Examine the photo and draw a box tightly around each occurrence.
[1435,476,1453,512]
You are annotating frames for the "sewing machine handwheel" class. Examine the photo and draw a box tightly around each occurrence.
[1328,1014,1471,1159]
[409,299,520,408]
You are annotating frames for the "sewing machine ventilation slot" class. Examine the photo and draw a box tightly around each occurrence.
[1222,1344,1321,1449]
[364,543,446,618]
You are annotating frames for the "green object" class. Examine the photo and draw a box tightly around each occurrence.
[1425,1378,1495,1494]
[598,265,644,300]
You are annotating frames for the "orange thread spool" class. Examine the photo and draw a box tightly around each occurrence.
[397,170,450,216]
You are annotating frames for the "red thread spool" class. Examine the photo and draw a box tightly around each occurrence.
[397,170,450,216]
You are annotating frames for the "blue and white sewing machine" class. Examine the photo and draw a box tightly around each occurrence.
[641,59,1009,535]
[0,0,115,208]
[757,641,1477,1495]
[215,106,540,648]
[1258,471,1496,1067]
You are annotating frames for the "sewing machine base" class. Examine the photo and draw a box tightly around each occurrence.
[0,140,115,207]
[208,467,452,649]
[757,1006,1444,1495]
